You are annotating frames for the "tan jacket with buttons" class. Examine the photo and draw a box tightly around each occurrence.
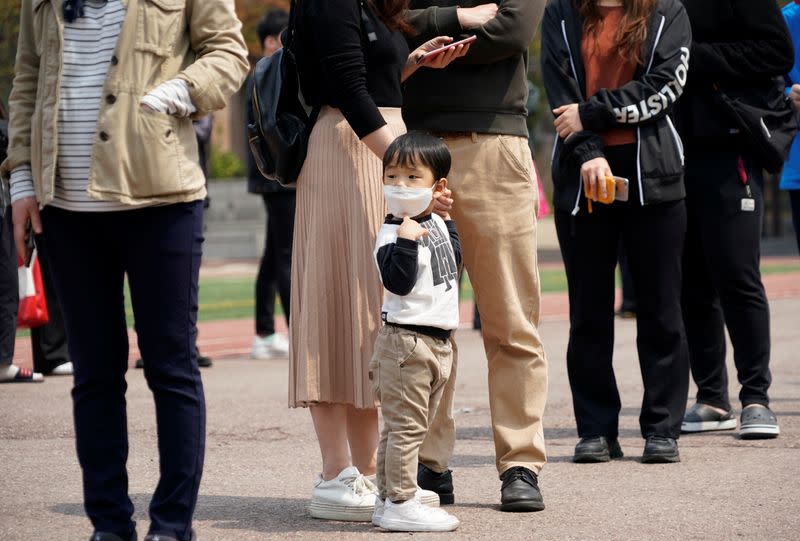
[0,0,249,206]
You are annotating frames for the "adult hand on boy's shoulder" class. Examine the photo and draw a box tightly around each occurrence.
[433,187,453,221]
[397,216,430,242]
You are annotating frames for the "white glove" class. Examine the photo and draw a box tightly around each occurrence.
[140,79,197,117]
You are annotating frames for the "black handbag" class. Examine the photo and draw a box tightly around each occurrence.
[714,77,799,174]
[247,0,319,187]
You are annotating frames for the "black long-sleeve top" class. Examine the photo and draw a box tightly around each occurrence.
[675,0,794,141]
[294,0,409,139]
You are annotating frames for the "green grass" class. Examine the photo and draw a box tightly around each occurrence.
[761,263,800,275]
[14,261,800,335]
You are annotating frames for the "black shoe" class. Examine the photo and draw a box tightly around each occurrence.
[739,405,780,440]
[499,467,545,512]
[573,436,623,463]
[90,532,136,541]
[641,436,680,463]
[417,463,454,505]
[145,530,196,541]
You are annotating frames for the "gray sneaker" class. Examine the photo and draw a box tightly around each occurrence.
[681,403,737,433]
[739,405,780,440]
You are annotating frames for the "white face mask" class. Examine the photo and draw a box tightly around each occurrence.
[383,185,433,218]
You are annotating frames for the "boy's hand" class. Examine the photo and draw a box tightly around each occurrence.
[397,217,430,241]
[433,186,453,221]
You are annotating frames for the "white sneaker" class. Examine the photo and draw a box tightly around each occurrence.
[51,362,73,376]
[373,489,440,527]
[309,466,377,521]
[251,334,290,359]
[380,498,459,532]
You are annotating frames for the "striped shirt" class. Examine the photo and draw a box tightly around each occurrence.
[11,0,134,211]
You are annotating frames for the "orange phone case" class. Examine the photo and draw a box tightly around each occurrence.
[584,176,616,213]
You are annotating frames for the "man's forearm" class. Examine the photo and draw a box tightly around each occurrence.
[406,6,462,48]
[457,0,545,65]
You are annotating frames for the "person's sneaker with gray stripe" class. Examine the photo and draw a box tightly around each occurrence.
[739,404,780,440]
[681,403,737,433]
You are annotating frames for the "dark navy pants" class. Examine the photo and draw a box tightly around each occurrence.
[40,202,205,541]
[0,209,16,366]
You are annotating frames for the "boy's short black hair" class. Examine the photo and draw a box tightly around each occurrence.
[383,131,451,181]
[257,9,290,45]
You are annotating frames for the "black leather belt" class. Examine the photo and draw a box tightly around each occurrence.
[384,321,452,341]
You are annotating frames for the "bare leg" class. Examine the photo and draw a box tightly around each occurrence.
[347,406,379,477]
[310,404,351,480]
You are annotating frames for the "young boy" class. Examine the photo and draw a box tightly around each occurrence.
[371,132,461,532]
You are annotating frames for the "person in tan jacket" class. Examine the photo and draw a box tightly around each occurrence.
[1,1,248,540]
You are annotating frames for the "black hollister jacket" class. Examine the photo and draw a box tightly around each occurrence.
[541,0,692,214]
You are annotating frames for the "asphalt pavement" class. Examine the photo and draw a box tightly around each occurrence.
[1,298,798,540]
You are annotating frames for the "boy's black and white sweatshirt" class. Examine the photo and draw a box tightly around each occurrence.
[374,213,461,333]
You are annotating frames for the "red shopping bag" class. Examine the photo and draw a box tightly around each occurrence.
[532,160,551,219]
[17,250,49,328]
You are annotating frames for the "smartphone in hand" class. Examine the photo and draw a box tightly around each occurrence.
[613,176,630,202]
[417,35,477,64]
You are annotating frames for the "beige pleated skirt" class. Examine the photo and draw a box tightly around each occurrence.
[289,107,406,408]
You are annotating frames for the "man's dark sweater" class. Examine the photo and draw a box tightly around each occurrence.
[404,0,545,137]
[676,0,793,142]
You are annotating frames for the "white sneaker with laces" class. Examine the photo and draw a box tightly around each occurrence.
[309,466,377,521]
[380,498,459,532]
[251,333,290,359]
[372,489,440,526]
[51,362,74,376]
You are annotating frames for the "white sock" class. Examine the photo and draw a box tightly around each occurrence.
[0,364,20,381]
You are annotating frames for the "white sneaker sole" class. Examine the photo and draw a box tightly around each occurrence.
[739,424,780,439]
[681,419,737,433]
[309,501,374,522]
[379,517,459,532]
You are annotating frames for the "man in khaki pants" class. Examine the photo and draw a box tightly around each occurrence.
[405,0,548,512]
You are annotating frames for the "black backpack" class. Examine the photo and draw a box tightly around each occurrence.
[247,1,319,187]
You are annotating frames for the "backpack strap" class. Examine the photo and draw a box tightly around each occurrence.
[283,0,298,51]
[359,0,378,43]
